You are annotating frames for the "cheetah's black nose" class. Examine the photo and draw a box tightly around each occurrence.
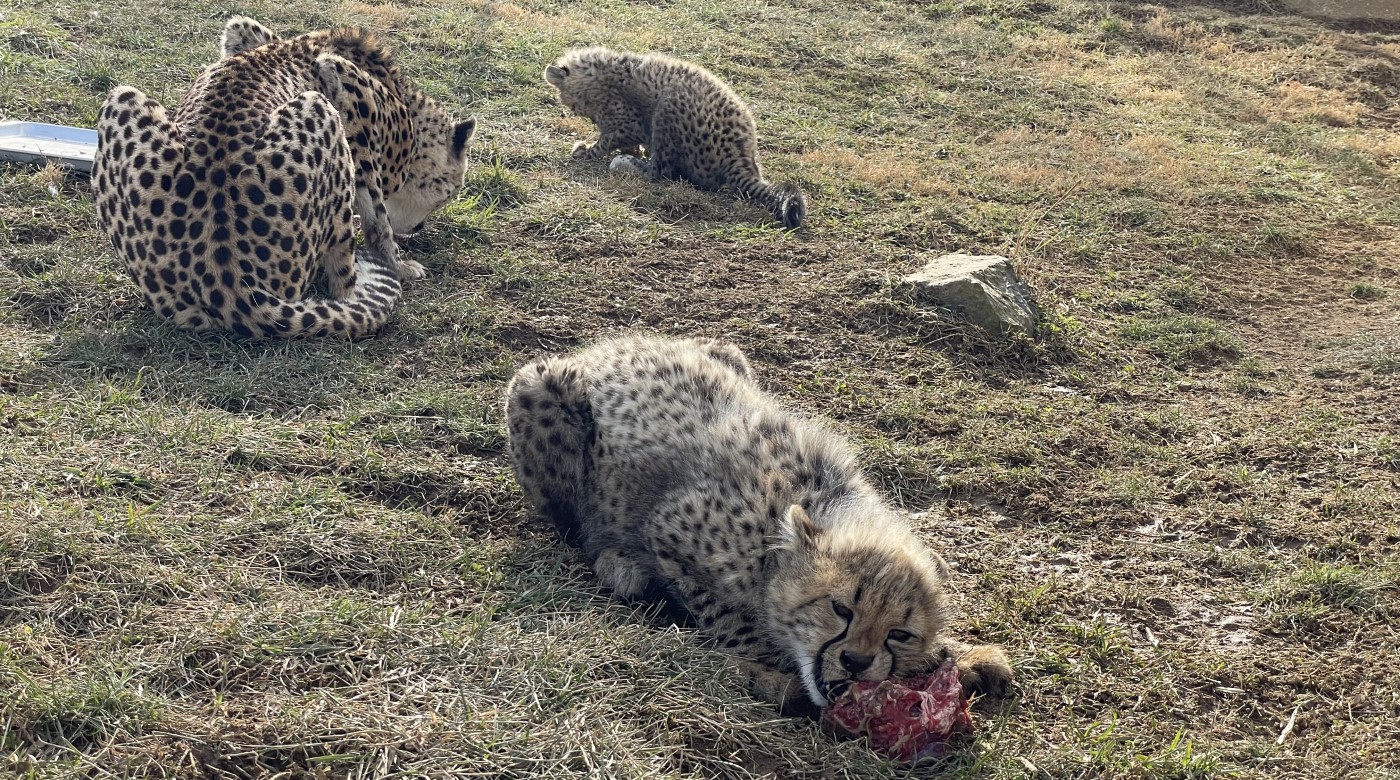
[839,650,874,674]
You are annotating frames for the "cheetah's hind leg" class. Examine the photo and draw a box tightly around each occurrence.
[250,90,359,302]
[504,356,595,544]
[609,153,653,177]
[93,87,204,328]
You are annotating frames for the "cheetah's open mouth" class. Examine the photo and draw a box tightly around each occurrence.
[812,655,854,704]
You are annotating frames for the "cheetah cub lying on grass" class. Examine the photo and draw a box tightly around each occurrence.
[506,335,1012,713]
[544,47,808,229]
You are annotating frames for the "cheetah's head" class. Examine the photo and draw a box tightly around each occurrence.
[384,93,476,237]
[544,47,638,118]
[766,505,952,707]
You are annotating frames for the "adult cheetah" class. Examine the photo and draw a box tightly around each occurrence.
[92,16,475,338]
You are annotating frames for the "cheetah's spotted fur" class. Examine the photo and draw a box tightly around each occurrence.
[92,16,475,338]
[545,47,807,229]
[505,335,1012,712]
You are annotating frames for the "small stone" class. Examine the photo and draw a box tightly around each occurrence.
[901,253,1039,336]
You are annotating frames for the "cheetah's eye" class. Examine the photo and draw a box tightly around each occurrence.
[887,629,914,643]
[831,601,853,620]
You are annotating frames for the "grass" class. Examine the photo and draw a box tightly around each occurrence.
[1348,282,1388,301]
[2,0,1399,777]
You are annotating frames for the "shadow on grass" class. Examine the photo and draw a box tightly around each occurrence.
[38,315,382,413]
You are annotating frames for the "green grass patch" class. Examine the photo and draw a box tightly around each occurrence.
[1120,315,1242,367]
[1347,282,1387,301]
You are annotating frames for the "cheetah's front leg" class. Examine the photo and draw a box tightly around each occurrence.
[591,548,651,600]
[571,130,637,161]
[572,101,645,161]
[354,184,424,280]
[314,53,424,281]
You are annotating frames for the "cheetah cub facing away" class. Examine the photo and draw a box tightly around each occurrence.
[544,48,807,229]
[506,335,1012,712]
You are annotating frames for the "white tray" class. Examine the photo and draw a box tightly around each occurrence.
[0,121,99,172]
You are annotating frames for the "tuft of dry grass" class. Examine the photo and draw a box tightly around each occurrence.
[336,2,413,31]
[1274,80,1366,126]
[800,148,958,197]
[2,0,1399,778]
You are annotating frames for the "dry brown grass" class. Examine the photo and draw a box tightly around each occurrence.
[336,2,413,31]
[800,148,958,197]
[1274,80,1366,126]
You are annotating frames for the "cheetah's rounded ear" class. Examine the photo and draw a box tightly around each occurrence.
[778,504,821,552]
[927,551,951,581]
[452,119,476,158]
[544,64,569,86]
[221,15,279,60]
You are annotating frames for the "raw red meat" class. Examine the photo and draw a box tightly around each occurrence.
[820,660,974,762]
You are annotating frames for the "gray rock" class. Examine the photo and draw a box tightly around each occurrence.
[901,253,1039,336]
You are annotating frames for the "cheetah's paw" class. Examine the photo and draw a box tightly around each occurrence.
[395,258,427,281]
[954,644,1014,698]
[593,548,649,600]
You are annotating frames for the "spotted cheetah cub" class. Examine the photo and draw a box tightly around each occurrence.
[544,47,807,229]
[505,335,1012,712]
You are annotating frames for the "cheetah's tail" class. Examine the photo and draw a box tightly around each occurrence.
[239,248,403,339]
[739,179,807,229]
[770,181,807,230]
